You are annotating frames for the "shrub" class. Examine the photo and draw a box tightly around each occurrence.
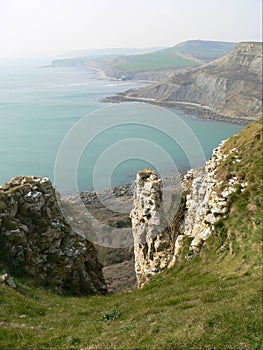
[99,309,121,322]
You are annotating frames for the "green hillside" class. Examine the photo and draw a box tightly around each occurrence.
[111,40,236,74]
[111,50,199,73]
[0,120,262,349]
[172,40,237,61]
[52,40,237,77]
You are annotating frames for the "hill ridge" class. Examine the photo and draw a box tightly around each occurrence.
[52,39,236,81]
[107,42,262,121]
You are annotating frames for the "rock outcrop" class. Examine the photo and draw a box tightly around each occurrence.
[116,42,262,121]
[176,141,248,254]
[131,139,249,287]
[0,274,16,288]
[0,176,107,294]
[130,169,162,287]
[130,169,184,287]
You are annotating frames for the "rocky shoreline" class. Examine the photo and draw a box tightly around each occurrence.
[79,183,134,205]
[102,94,250,124]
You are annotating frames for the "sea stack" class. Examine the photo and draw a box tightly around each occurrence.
[130,169,175,287]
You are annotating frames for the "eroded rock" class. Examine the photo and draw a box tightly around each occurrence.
[130,169,181,287]
[0,176,107,294]
[131,140,246,287]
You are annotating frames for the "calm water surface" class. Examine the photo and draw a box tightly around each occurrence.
[0,63,243,193]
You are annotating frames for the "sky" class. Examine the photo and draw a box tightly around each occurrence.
[0,0,261,59]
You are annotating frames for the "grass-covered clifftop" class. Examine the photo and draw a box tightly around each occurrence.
[0,120,262,349]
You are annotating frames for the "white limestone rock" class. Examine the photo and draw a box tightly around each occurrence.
[130,139,246,287]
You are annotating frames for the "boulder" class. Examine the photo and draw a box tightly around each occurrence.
[0,274,16,288]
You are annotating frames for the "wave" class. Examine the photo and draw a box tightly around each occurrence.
[47,82,90,88]
[105,83,131,87]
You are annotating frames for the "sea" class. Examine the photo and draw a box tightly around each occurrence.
[0,60,243,194]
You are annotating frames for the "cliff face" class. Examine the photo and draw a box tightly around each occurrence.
[124,43,262,121]
[178,141,248,253]
[108,68,178,82]
[130,120,261,287]
[130,169,176,288]
[0,176,107,294]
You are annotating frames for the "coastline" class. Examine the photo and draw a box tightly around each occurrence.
[88,66,118,81]
[57,65,249,125]
[102,94,252,125]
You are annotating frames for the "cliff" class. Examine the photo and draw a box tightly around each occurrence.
[0,176,107,294]
[131,119,262,287]
[130,169,168,287]
[0,123,261,349]
[112,42,262,121]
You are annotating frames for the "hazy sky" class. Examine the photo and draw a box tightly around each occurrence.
[0,0,261,59]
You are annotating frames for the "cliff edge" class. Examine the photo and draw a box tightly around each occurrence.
[131,119,262,287]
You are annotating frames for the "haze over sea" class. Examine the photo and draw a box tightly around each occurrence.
[0,62,243,193]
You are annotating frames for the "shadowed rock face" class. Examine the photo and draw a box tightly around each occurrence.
[0,176,107,295]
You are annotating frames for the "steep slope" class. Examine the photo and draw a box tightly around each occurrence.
[120,42,262,121]
[0,122,262,349]
[0,176,107,294]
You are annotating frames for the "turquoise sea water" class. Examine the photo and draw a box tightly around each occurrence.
[0,63,243,193]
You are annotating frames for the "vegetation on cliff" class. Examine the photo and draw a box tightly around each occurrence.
[213,119,262,260]
[0,120,262,349]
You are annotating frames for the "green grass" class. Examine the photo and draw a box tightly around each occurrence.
[0,245,261,349]
[173,40,236,61]
[112,40,237,74]
[113,50,199,73]
[52,40,237,74]
[0,120,262,349]
[214,119,263,257]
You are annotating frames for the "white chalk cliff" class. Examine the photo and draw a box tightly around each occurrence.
[131,141,248,287]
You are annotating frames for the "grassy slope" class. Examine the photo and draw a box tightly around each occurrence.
[173,40,236,61]
[112,50,199,73]
[0,120,262,349]
[52,40,236,74]
[112,40,236,74]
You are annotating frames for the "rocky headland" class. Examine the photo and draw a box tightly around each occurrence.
[104,42,262,122]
